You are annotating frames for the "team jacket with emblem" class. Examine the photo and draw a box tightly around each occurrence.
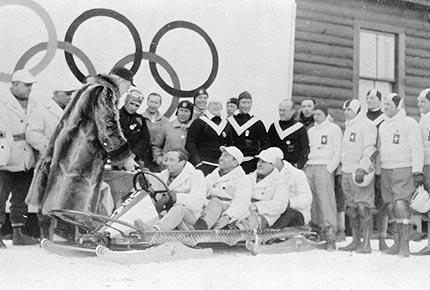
[279,160,312,223]
[119,107,152,166]
[205,166,252,221]
[341,113,377,173]
[379,109,424,172]
[268,118,309,168]
[247,168,290,226]
[420,111,430,165]
[307,118,342,173]
[228,113,270,157]
[185,112,233,166]
[154,162,207,218]
[163,118,191,155]
[0,95,35,172]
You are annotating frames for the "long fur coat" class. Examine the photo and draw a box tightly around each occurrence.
[26,74,132,215]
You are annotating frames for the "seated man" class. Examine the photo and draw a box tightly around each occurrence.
[142,148,207,231]
[194,146,252,230]
[236,149,290,230]
[266,147,312,228]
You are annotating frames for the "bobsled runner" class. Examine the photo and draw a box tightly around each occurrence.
[41,171,326,263]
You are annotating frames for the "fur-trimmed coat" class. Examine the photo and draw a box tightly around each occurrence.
[26,74,132,215]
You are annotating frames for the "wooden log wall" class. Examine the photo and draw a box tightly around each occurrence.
[293,0,430,121]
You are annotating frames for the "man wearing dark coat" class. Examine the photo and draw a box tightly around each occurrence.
[297,98,315,130]
[268,99,309,169]
[26,67,137,223]
[228,91,270,174]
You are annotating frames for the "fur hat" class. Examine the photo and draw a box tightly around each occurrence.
[313,103,329,116]
[193,88,208,100]
[176,100,194,118]
[366,89,382,101]
[343,99,361,115]
[386,93,402,109]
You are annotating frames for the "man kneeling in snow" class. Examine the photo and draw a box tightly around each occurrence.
[236,149,290,230]
[138,148,207,231]
[193,146,252,230]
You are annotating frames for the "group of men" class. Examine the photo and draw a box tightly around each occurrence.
[1,66,430,258]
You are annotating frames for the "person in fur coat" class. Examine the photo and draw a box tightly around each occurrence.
[26,68,137,225]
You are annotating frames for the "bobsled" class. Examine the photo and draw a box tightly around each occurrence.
[41,170,326,263]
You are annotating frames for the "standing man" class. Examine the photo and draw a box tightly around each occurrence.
[26,67,137,224]
[142,92,170,172]
[338,99,377,254]
[192,88,209,121]
[0,70,39,246]
[226,97,238,117]
[186,101,233,176]
[379,93,424,257]
[366,89,388,250]
[163,100,194,155]
[268,99,309,169]
[297,98,315,129]
[305,103,342,250]
[228,91,270,174]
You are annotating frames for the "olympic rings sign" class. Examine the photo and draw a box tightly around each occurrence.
[1,1,219,115]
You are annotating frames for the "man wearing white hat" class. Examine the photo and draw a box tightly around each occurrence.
[378,93,424,257]
[194,146,252,230]
[338,99,377,254]
[235,149,290,230]
[0,69,39,247]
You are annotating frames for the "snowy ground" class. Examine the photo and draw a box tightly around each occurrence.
[1,238,430,290]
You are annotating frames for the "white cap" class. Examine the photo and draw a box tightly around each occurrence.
[220,146,244,164]
[265,147,284,160]
[11,70,37,84]
[255,149,278,164]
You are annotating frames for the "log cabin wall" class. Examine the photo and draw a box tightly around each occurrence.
[293,0,430,123]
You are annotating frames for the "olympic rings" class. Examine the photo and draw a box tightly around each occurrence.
[149,21,219,98]
[15,41,97,77]
[113,53,181,117]
[64,8,143,83]
[0,0,57,82]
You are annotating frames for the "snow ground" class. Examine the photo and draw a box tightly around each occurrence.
[1,238,430,290]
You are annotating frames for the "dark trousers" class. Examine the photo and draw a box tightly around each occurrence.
[335,174,345,212]
[272,207,305,229]
[0,169,34,227]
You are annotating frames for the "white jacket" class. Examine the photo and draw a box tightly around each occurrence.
[341,113,377,173]
[420,111,430,166]
[0,95,35,172]
[307,118,342,173]
[379,109,424,173]
[279,161,312,223]
[206,166,251,221]
[155,162,207,218]
[248,168,290,226]
[26,98,63,155]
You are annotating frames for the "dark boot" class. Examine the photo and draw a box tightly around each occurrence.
[325,226,336,251]
[398,222,410,258]
[356,215,372,254]
[340,207,360,251]
[378,237,389,251]
[336,211,346,242]
[193,218,209,230]
[412,218,430,256]
[12,227,38,246]
[377,211,389,251]
[382,223,400,255]
[0,226,6,248]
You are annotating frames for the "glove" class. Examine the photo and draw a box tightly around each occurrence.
[413,172,425,188]
[155,193,170,212]
[354,168,366,184]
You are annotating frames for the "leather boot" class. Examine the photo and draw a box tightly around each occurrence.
[377,212,389,251]
[382,223,400,255]
[336,211,346,242]
[340,215,360,252]
[12,227,38,246]
[0,226,6,248]
[398,222,410,258]
[356,215,372,254]
[325,226,336,251]
[412,215,430,255]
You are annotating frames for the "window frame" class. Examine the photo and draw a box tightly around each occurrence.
[353,20,405,101]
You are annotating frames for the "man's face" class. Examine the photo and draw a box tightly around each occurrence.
[10,81,32,100]
[301,100,314,117]
[279,101,295,121]
[313,110,327,124]
[366,94,381,110]
[164,152,185,176]
[194,94,208,110]
[147,94,162,113]
[382,99,398,118]
[218,151,238,171]
[256,159,274,177]
[343,107,356,121]
[177,107,191,123]
[417,96,430,115]
[239,98,252,114]
[208,103,222,116]
[125,99,141,114]
[226,103,238,117]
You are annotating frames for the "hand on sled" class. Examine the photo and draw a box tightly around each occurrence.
[354,168,366,184]
[122,156,139,172]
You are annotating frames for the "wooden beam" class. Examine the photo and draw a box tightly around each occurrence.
[295,18,353,39]
[294,61,353,80]
[295,40,353,59]
[294,53,353,69]
[294,74,353,89]
[405,67,430,77]
[296,31,353,48]
[292,83,353,100]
